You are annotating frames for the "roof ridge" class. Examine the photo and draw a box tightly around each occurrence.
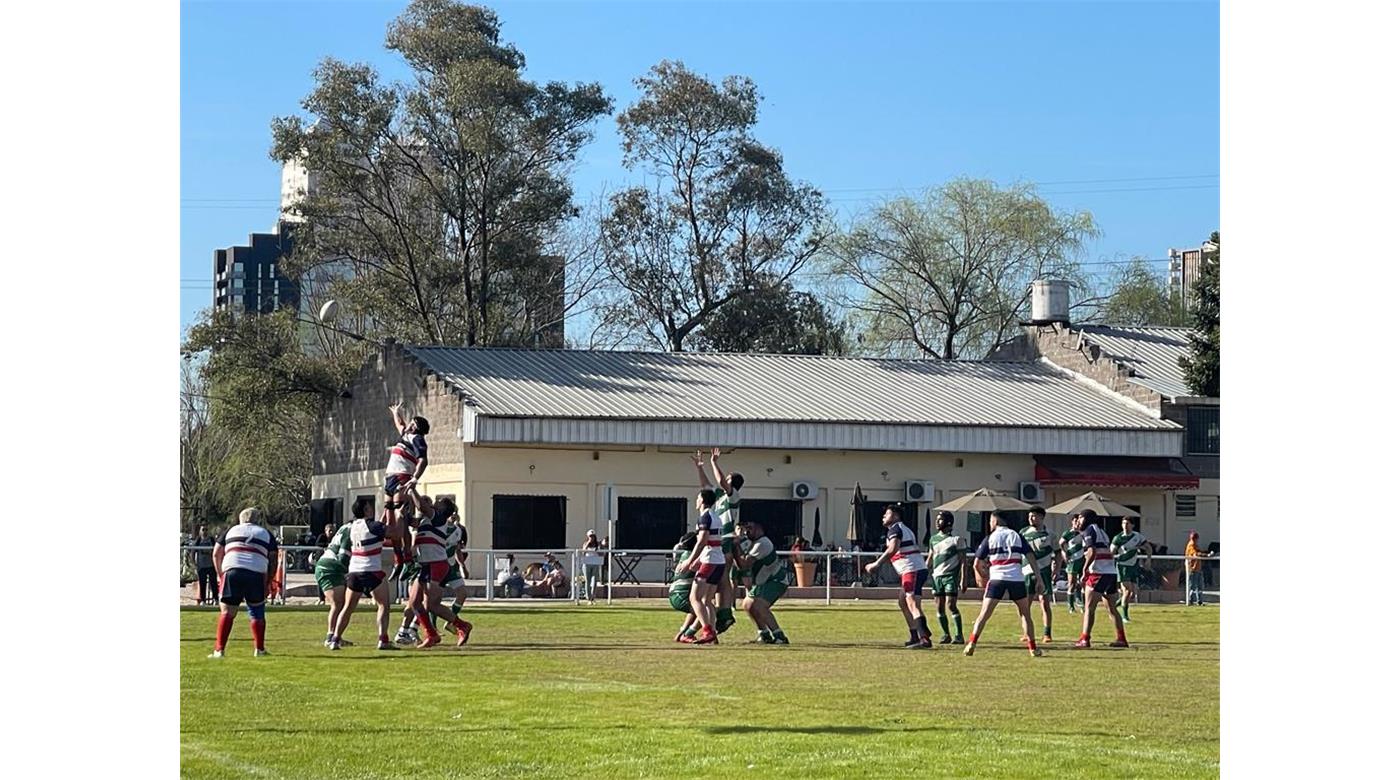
[403,345,1042,366]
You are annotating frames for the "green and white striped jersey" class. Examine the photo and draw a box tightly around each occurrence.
[1060,530,1087,563]
[318,525,353,567]
[1020,526,1055,568]
[927,531,965,577]
[670,543,696,598]
[745,536,787,586]
[1111,531,1147,566]
[716,488,741,534]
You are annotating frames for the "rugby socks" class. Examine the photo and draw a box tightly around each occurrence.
[683,625,700,638]
[915,615,931,639]
[772,630,788,642]
[968,632,979,647]
[415,609,440,638]
[1025,635,1038,652]
[1116,627,1127,643]
[717,607,733,625]
[451,603,463,616]
[909,628,920,643]
[937,612,950,638]
[379,632,390,645]
[1122,601,1130,619]
[325,633,335,645]
[249,618,266,651]
[950,608,964,640]
[214,612,235,652]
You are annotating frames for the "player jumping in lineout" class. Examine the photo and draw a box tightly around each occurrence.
[693,448,744,635]
[384,403,429,575]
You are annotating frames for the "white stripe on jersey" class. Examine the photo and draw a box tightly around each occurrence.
[1080,524,1117,575]
[888,522,926,575]
[413,521,450,563]
[696,510,726,565]
[220,522,276,575]
[349,519,388,573]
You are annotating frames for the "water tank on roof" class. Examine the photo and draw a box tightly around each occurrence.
[1030,279,1071,325]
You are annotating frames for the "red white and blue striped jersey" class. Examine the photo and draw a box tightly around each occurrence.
[887,521,926,575]
[1078,524,1117,575]
[386,431,427,476]
[412,518,450,563]
[218,522,278,575]
[349,518,389,573]
[975,527,1029,581]
[695,509,726,565]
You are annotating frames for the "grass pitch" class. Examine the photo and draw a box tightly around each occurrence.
[181,600,1218,779]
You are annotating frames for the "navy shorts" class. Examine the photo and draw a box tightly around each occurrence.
[219,567,267,607]
[347,570,386,596]
[985,579,1028,601]
[384,473,413,497]
[1084,573,1120,596]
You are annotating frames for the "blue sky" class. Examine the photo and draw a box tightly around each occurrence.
[181,0,1219,336]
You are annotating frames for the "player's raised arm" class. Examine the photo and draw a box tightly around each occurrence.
[693,450,712,488]
[709,447,728,489]
[389,402,407,434]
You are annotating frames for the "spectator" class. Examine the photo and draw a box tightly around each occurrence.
[524,555,570,598]
[191,525,217,605]
[581,530,602,602]
[495,554,525,598]
[1184,532,1213,605]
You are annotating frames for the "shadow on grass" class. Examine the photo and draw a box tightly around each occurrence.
[706,724,947,736]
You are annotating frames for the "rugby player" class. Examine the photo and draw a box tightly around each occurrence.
[731,518,790,645]
[1110,516,1150,622]
[680,488,725,645]
[1059,513,1088,614]
[963,512,1042,657]
[1074,509,1129,648]
[693,448,745,634]
[209,508,278,659]
[383,402,429,570]
[315,502,365,648]
[1019,505,1056,644]
[923,511,966,645]
[405,495,474,648]
[330,500,398,651]
[670,531,700,642]
[864,505,933,649]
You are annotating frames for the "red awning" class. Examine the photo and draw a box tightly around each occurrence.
[1034,456,1199,490]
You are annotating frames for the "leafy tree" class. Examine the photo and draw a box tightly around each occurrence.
[1179,232,1220,396]
[1092,256,1189,326]
[181,309,368,523]
[694,276,848,354]
[823,179,1097,359]
[596,61,829,351]
[271,0,612,347]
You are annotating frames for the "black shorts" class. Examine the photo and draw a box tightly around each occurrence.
[985,580,1028,601]
[347,570,386,596]
[219,568,267,606]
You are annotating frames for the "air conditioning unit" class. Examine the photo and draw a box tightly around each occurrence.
[791,480,818,501]
[1018,481,1045,503]
[905,481,936,503]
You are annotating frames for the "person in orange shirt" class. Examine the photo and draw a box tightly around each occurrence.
[1184,531,1214,606]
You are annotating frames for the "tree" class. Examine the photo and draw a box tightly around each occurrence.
[1091,256,1189,326]
[694,276,848,355]
[270,0,612,347]
[181,309,367,522]
[595,61,829,351]
[1179,231,1220,396]
[823,179,1097,359]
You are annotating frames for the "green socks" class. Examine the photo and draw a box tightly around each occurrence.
[718,607,733,624]
[937,613,950,637]
[951,611,964,639]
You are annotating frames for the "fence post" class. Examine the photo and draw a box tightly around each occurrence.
[571,551,580,605]
[485,550,495,603]
[824,552,832,605]
[606,549,613,605]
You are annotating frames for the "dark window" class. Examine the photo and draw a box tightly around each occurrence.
[1186,406,1220,455]
[1104,506,1142,538]
[492,495,566,551]
[616,497,687,550]
[309,498,342,535]
[739,499,804,548]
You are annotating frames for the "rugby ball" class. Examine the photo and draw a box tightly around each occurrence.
[318,299,340,323]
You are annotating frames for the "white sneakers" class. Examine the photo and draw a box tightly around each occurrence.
[253,649,269,657]
[208,650,224,659]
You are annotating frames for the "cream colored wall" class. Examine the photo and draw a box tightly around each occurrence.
[1041,482,1220,554]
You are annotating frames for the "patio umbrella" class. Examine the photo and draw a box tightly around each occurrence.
[847,483,866,545]
[811,507,823,547]
[934,488,1033,513]
[1044,491,1141,518]
[922,507,933,546]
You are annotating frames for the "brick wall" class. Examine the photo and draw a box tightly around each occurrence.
[992,325,1163,413]
[314,343,465,476]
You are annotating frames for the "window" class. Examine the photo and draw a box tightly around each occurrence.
[739,499,804,547]
[616,497,687,550]
[492,495,566,551]
[1176,495,1197,518]
[1186,406,1220,455]
[1105,507,1142,538]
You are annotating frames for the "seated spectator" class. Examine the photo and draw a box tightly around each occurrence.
[523,558,570,598]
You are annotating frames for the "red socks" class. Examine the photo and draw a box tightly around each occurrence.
[1079,632,1091,642]
[968,633,980,645]
[214,612,235,651]
[1116,629,1127,642]
[415,610,439,638]
[249,618,266,651]
[1026,636,1038,651]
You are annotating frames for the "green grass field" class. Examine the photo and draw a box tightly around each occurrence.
[181,600,1218,779]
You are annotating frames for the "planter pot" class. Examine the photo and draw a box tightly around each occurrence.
[793,560,816,588]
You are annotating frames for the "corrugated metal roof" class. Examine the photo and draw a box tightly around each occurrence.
[403,347,1176,431]
[1075,326,1197,399]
